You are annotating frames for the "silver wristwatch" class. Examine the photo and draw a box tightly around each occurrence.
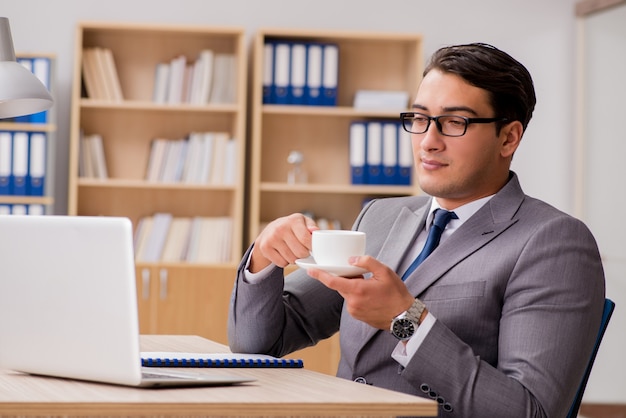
[390,298,426,341]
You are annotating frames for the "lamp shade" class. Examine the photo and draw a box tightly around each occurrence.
[0,17,53,119]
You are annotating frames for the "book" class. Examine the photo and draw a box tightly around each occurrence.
[152,62,170,104]
[195,49,215,104]
[141,352,304,368]
[89,134,108,179]
[101,48,124,101]
[160,217,192,262]
[167,55,186,105]
[209,53,236,104]
[81,48,104,100]
[140,212,173,262]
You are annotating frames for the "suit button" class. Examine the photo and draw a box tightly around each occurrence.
[420,383,430,393]
[435,396,445,405]
[354,376,367,384]
[443,402,453,412]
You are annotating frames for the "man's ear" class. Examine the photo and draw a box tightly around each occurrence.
[500,121,524,158]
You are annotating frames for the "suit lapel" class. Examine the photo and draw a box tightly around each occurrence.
[404,208,517,296]
[374,205,429,271]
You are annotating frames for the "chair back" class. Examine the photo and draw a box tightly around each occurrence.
[566,298,615,418]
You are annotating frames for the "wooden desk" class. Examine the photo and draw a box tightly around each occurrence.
[0,335,437,417]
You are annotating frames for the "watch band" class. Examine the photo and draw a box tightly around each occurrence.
[405,297,426,325]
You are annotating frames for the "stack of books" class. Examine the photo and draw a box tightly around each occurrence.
[134,213,233,264]
[152,50,237,105]
[81,47,123,101]
[145,132,236,185]
[78,132,108,179]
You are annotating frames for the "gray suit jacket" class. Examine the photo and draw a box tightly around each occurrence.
[228,173,605,417]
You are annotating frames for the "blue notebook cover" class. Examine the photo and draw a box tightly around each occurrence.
[141,352,303,368]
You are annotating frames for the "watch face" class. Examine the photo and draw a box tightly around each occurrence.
[392,318,415,340]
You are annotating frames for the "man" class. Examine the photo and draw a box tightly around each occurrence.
[228,43,605,417]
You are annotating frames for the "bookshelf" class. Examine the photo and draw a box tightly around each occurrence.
[249,29,423,240]
[248,28,423,374]
[68,22,247,344]
[0,53,56,215]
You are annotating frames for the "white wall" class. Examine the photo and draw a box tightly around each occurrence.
[578,3,626,403]
[4,0,580,216]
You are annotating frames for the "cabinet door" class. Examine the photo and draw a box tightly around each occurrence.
[149,265,235,344]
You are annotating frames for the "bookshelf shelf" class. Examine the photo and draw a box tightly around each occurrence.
[260,182,415,195]
[68,21,247,345]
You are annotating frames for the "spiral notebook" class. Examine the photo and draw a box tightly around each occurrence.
[142,352,304,368]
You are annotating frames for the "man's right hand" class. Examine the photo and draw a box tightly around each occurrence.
[249,213,319,272]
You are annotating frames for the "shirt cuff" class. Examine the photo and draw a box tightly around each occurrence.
[243,250,276,284]
[391,312,436,367]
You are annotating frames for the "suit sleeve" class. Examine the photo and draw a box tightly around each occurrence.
[228,244,343,356]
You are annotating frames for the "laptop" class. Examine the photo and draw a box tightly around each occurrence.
[0,215,254,388]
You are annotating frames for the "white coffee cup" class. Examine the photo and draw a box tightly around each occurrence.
[311,230,366,267]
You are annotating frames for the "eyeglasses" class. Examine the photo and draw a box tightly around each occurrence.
[400,112,508,137]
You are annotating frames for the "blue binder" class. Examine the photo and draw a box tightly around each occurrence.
[272,41,291,105]
[29,57,51,123]
[11,132,29,196]
[14,58,33,123]
[349,122,367,185]
[397,127,413,185]
[289,42,307,105]
[381,122,399,185]
[366,122,383,184]
[320,43,338,106]
[0,131,12,195]
[27,132,46,196]
[304,42,323,105]
[262,41,275,104]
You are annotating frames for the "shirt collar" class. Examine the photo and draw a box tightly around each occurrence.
[425,195,494,230]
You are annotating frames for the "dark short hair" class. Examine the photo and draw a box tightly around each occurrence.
[424,43,536,133]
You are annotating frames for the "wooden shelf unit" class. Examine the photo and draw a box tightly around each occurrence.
[248,28,423,242]
[68,22,248,345]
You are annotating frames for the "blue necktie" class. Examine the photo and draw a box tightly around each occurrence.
[401,209,457,281]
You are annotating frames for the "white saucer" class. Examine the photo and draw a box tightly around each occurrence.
[295,256,368,277]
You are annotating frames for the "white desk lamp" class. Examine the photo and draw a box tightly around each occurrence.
[0,17,53,119]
